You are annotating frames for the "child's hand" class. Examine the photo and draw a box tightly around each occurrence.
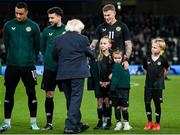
[108,73,112,80]
[99,81,110,88]
[164,68,169,77]
[99,81,104,87]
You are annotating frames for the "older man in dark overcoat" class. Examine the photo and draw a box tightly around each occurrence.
[53,19,95,134]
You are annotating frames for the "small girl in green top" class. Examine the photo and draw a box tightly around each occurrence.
[109,48,132,130]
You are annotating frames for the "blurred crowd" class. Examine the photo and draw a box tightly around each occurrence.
[0,14,180,65]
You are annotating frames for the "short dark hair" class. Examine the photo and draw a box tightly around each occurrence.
[102,4,115,12]
[47,7,63,16]
[16,2,28,10]
[112,48,124,57]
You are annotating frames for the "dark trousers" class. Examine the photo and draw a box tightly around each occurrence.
[58,78,84,130]
[4,66,37,118]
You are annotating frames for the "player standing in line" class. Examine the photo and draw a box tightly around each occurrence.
[40,7,65,130]
[109,48,132,130]
[143,38,169,131]
[0,2,40,132]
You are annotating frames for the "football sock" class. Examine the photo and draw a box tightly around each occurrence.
[4,93,14,119]
[155,102,161,123]
[145,103,152,121]
[97,107,103,120]
[30,117,37,124]
[45,97,54,124]
[27,89,37,117]
[104,105,112,119]
[122,109,129,122]
[115,107,121,122]
[4,119,11,126]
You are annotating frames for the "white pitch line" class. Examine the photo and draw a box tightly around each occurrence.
[130,82,140,87]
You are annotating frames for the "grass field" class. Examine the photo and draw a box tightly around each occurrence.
[0,75,180,134]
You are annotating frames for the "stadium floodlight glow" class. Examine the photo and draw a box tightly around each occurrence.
[117,1,121,10]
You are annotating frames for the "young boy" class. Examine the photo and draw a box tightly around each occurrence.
[143,38,169,131]
[109,48,132,130]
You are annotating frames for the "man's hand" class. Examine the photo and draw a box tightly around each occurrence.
[90,39,98,50]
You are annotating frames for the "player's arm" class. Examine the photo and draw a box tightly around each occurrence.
[40,30,47,55]
[163,57,170,77]
[33,24,41,55]
[122,23,133,61]
[144,69,147,75]
[143,56,147,75]
[122,40,132,70]
[124,40,133,61]
[3,23,9,53]
[164,68,169,77]
[52,38,59,62]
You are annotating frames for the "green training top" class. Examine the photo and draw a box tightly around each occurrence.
[3,18,40,67]
[110,63,130,91]
[41,24,65,71]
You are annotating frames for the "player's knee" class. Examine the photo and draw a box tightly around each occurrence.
[104,97,110,103]
[26,88,36,99]
[5,91,14,101]
[121,107,128,111]
[115,106,121,110]
[97,98,103,107]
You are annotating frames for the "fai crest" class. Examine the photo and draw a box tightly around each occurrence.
[116,27,121,32]
[157,62,161,65]
[26,27,31,32]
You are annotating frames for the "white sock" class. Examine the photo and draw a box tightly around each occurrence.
[30,117,37,124]
[4,119,11,126]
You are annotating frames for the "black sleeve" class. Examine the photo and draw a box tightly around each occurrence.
[162,56,170,70]
[52,38,59,62]
[94,25,101,40]
[122,23,131,41]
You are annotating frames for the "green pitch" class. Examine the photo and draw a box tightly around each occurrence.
[0,75,180,134]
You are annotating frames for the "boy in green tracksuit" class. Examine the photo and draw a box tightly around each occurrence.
[0,2,40,132]
[109,48,132,130]
[40,7,65,130]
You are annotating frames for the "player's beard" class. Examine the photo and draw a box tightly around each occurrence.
[50,22,56,26]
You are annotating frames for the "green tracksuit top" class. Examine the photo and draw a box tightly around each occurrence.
[110,63,130,91]
[3,18,40,67]
[41,24,65,71]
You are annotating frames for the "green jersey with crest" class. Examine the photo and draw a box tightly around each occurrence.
[3,18,40,67]
[41,24,65,71]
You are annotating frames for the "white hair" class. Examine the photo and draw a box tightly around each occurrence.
[65,19,85,33]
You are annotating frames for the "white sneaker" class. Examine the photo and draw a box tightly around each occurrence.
[114,122,122,130]
[123,122,132,130]
[0,122,11,132]
[30,123,39,130]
